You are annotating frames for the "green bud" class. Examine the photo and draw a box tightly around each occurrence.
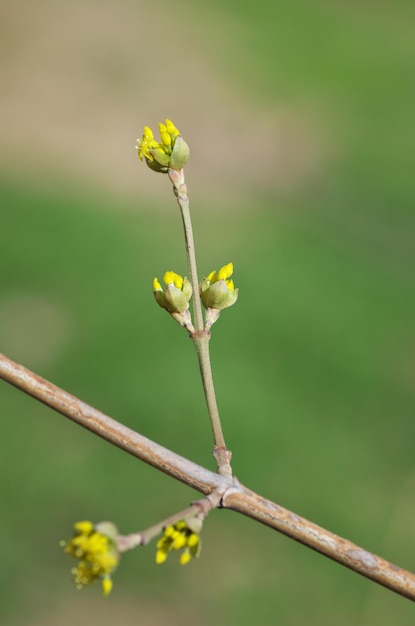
[160,284,189,313]
[200,280,238,311]
[181,276,192,302]
[169,135,190,170]
[146,148,171,173]
[153,274,192,314]
[186,516,203,535]
[94,521,119,543]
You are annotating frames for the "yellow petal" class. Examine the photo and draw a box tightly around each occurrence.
[143,126,154,140]
[74,521,94,534]
[102,577,113,596]
[206,270,216,283]
[180,551,191,565]
[165,119,180,138]
[163,271,184,289]
[156,550,168,564]
[217,263,233,281]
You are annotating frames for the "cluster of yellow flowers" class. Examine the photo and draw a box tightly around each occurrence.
[61,521,119,596]
[62,519,201,594]
[156,520,201,566]
[136,118,189,172]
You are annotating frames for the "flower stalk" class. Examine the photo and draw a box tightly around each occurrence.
[119,495,217,553]
[167,168,204,333]
[167,166,232,475]
[137,120,232,472]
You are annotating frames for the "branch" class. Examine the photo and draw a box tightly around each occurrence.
[168,167,231,474]
[0,351,221,495]
[1,351,414,601]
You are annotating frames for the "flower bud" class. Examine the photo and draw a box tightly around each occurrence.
[153,272,192,314]
[200,263,238,311]
[153,272,195,333]
[169,135,190,170]
[136,118,189,173]
[146,148,171,173]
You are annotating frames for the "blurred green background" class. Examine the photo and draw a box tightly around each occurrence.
[1,0,415,624]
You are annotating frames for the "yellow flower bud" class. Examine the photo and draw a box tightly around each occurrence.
[136,118,188,173]
[153,271,192,314]
[200,263,238,311]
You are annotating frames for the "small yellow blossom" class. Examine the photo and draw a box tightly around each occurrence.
[137,126,159,162]
[200,263,239,311]
[61,521,119,596]
[156,520,201,565]
[136,118,189,173]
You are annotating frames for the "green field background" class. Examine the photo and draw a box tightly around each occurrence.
[1,1,415,624]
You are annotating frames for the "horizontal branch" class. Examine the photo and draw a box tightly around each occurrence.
[0,352,222,495]
[223,485,415,601]
[0,351,414,601]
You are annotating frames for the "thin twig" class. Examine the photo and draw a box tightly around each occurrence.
[168,168,203,333]
[1,351,415,601]
[168,168,232,474]
[192,333,226,450]
[118,498,216,552]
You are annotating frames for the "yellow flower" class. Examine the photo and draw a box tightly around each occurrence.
[61,521,119,596]
[156,520,201,565]
[136,118,189,173]
[137,126,159,162]
[153,270,192,314]
[200,263,239,311]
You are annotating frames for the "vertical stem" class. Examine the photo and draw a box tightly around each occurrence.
[193,334,227,449]
[168,169,203,332]
[168,168,232,476]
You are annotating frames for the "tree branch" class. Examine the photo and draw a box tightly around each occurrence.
[1,351,414,601]
[0,351,221,495]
